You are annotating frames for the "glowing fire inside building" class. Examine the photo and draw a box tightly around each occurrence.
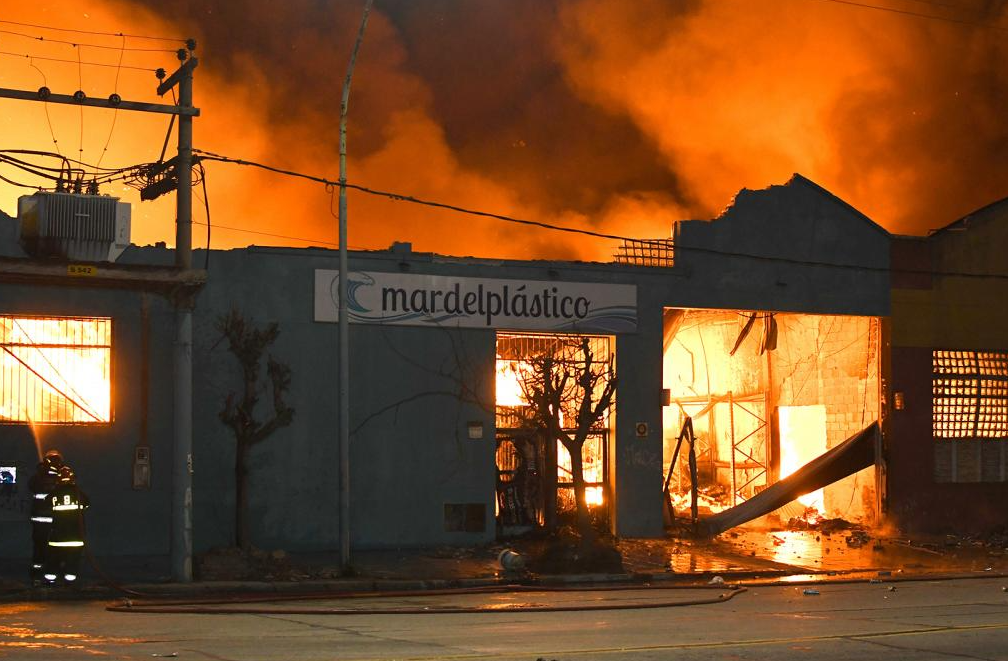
[494,333,612,532]
[0,316,112,425]
[662,309,879,525]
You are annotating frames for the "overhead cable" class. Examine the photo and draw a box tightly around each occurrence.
[0,28,178,52]
[0,49,159,72]
[191,148,1008,281]
[0,19,186,43]
[810,0,1008,31]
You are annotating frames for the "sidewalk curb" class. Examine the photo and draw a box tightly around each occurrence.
[4,568,1006,602]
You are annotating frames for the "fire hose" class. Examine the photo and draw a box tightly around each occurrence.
[18,495,749,614]
[106,583,748,615]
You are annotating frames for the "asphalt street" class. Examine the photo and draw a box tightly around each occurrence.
[2,576,1007,660]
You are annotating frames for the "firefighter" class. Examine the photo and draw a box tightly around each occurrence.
[28,450,63,585]
[46,465,89,585]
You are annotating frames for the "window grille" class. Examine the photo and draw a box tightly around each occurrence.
[933,350,1008,439]
[0,316,112,424]
[933,349,1008,483]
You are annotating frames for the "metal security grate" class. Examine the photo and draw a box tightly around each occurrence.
[613,239,675,267]
[933,350,1008,439]
[0,316,112,424]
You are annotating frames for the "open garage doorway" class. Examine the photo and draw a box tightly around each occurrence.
[494,332,614,537]
[662,309,881,528]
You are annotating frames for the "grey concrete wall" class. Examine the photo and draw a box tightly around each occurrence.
[189,247,500,551]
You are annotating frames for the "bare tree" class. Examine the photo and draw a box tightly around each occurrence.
[217,308,295,550]
[513,335,616,543]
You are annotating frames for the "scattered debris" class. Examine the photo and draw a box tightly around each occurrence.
[845,530,871,548]
[151,654,178,658]
[786,512,857,533]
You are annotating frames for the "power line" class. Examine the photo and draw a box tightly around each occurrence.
[193,149,639,243]
[897,0,989,11]
[76,48,84,160]
[0,19,186,43]
[0,149,137,173]
[809,0,1008,31]
[191,219,339,248]
[0,28,178,52]
[27,60,62,157]
[96,37,126,168]
[0,171,39,189]
[0,49,160,72]
[192,148,1008,281]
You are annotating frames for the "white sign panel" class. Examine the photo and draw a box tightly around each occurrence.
[314,270,637,333]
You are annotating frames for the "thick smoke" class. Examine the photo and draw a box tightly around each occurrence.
[2,0,1006,258]
[555,0,1008,234]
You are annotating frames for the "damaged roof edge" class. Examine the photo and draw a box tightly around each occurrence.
[709,173,890,237]
[929,194,1008,237]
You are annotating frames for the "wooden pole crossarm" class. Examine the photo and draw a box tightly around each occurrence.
[157,57,199,97]
[0,87,200,116]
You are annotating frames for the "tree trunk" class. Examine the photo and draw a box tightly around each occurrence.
[568,440,594,544]
[544,433,558,531]
[235,441,249,550]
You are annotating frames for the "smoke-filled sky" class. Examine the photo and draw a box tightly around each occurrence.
[1,0,1006,261]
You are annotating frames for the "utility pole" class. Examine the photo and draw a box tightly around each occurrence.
[0,42,201,583]
[161,49,198,583]
[338,0,374,572]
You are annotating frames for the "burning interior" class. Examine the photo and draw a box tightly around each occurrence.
[0,315,112,425]
[663,308,879,527]
[494,332,613,535]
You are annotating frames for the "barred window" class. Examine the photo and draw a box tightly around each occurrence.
[933,350,1008,439]
[0,316,112,424]
[933,350,1008,484]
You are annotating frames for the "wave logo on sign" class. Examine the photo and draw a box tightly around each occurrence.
[328,271,375,314]
[328,272,433,324]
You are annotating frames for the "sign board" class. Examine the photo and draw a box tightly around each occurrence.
[67,264,96,277]
[314,270,637,333]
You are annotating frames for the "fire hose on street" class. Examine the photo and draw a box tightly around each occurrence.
[105,582,748,615]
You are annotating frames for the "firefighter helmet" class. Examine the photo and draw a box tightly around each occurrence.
[42,449,64,469]
[57,466,75,484]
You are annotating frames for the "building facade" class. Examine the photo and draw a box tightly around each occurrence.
[7,174,994,579]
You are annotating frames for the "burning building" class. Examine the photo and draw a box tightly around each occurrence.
[0,173,1004,578]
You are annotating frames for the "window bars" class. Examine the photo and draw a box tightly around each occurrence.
[933,350,1008,440]
[0,316,112,424]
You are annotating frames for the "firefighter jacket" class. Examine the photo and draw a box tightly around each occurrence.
[28,466,59,525]
[47,484,89,548]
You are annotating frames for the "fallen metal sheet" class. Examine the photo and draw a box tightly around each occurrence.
[699,422,879,536]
